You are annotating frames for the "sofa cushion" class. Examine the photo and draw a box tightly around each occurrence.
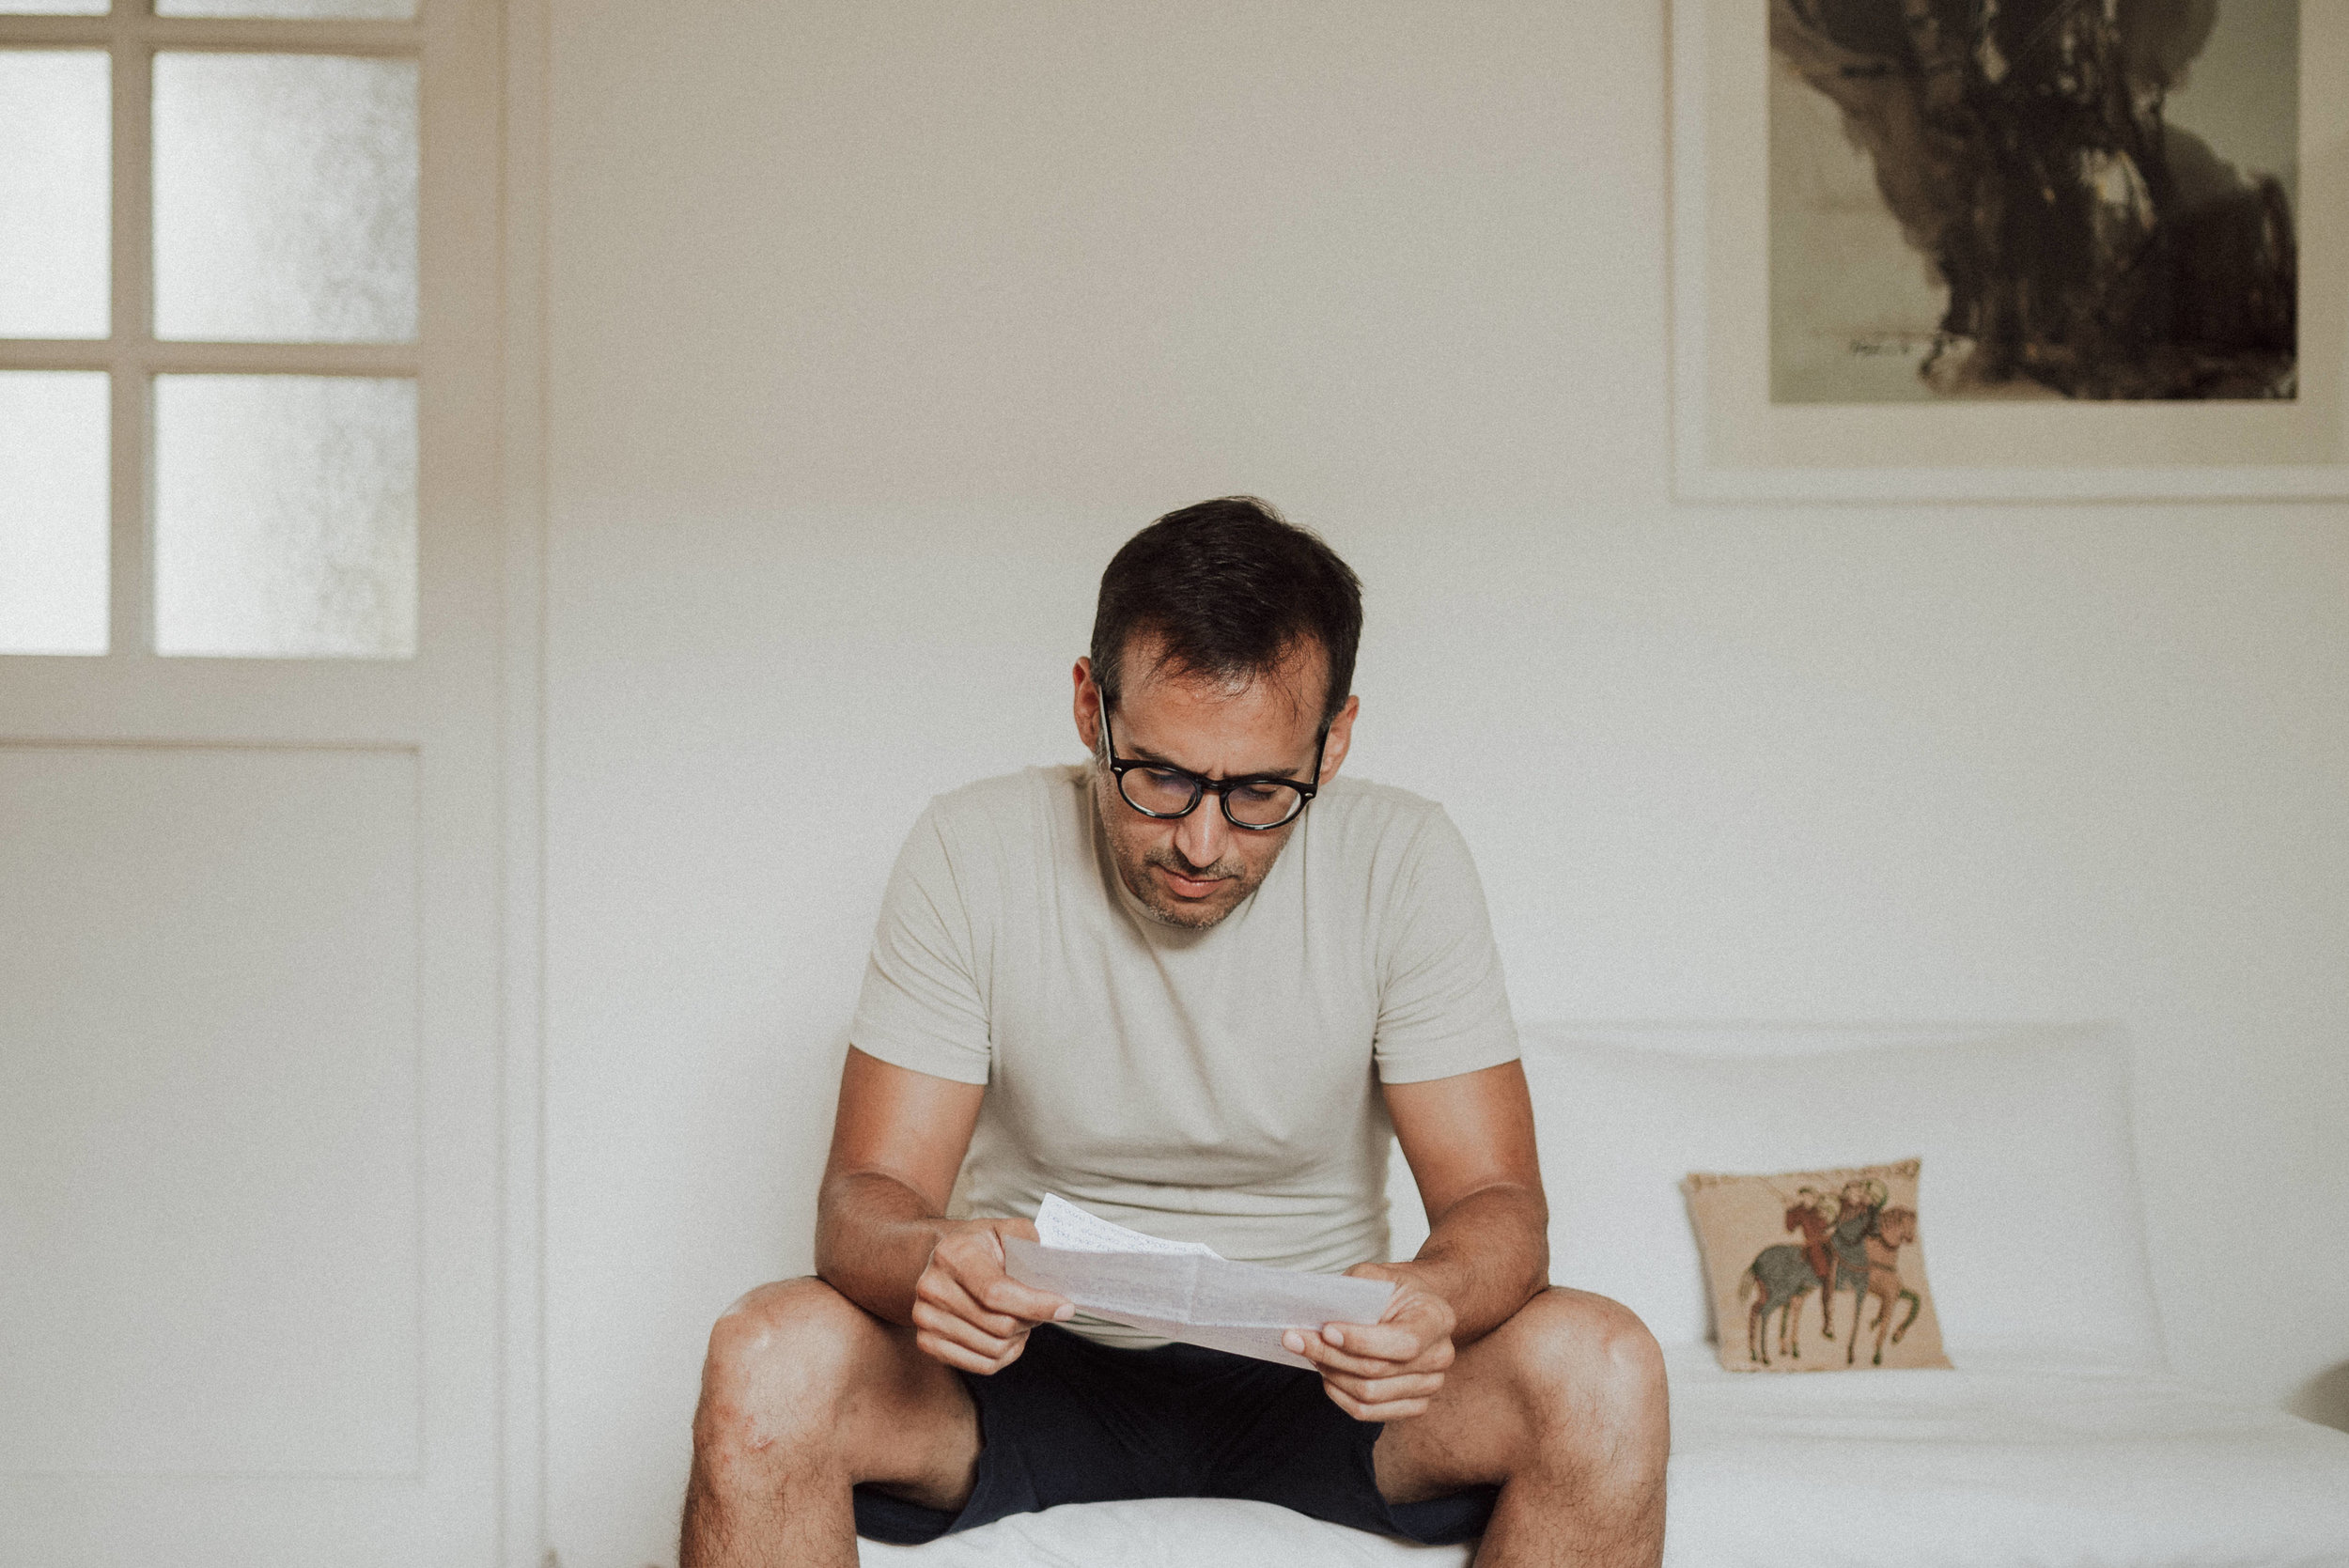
[1513,1022,2166,1367]
[859,1496,1465,1567]
[1681,1157,1950,1372]
[1658,1344,2349,1568]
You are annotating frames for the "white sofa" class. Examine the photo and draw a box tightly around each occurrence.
[863,1023,2349,1567]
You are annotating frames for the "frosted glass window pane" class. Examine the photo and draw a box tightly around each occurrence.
[155,376,415,658]
[0,52,110,337]
[159,1,413,15]
[153,54,418,343]
[0,373,109,656]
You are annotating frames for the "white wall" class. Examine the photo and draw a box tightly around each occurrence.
[539,4,2349,1562]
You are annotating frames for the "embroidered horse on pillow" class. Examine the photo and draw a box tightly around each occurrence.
[1740,1197,1922,1367]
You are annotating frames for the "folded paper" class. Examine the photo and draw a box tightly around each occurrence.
[1003,1195,1395,1369]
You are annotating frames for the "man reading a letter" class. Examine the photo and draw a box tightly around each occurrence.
[681,498,1669,1567]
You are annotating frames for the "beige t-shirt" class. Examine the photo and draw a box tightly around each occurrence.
[848,763,1518,1345]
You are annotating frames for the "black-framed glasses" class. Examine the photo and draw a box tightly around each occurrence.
[1098,706,1325,831]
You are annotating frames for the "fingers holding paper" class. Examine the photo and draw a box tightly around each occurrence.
[1285,1266,1458,1421]
[911,1218,1074,1374]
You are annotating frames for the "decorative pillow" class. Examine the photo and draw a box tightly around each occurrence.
[1681,1158,1951,1373]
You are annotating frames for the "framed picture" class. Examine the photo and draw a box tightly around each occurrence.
[1671,0,2349,501]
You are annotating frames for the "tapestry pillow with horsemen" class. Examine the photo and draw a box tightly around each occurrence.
[1680,1157,1952,1374]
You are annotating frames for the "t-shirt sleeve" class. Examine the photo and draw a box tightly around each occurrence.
[848,802,992,1085]
[1372,806,1519,1084]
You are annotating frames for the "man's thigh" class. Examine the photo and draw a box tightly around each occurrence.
[1369,1286,1657,1504]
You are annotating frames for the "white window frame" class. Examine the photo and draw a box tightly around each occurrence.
[0,0,506,751]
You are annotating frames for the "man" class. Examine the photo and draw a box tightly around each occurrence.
[682,499,1668,1568]
[1828,1178,1889,1337]
[1786,1187,1840,1331]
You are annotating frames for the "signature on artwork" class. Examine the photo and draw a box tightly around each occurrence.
[1846,334,1934,359]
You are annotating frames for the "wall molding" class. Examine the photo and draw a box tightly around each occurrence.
[497,0,552,1560]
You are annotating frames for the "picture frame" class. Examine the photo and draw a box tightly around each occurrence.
[1670,0,2349,503]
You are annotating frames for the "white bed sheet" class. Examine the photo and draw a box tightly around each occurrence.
[862,1346,2349,1568]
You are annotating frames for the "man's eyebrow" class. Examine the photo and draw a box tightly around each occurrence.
[1125,741,1308,782]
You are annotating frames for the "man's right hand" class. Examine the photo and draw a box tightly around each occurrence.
[910,1218,1074,1374]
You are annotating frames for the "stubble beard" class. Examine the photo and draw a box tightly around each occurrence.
[1126,843,1265,929]
[1094,770,1270,931]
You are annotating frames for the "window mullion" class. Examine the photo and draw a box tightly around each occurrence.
[148,342,423,376]
[0,339,111,372]
[139,15,420,56]
[0,16,107,47]
[109,1,155,661]
[0,15,422,53]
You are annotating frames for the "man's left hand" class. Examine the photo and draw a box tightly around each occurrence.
[1283,1262,1457,1421]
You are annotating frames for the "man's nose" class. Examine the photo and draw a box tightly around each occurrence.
[1174,795,1230,869]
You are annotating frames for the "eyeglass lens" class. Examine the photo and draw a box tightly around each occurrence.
[1118,767,1305,827]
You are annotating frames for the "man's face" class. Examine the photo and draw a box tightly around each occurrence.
[1072,639,1357,931]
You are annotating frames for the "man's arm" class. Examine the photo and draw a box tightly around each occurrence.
[1377,1057,1548,1342]
[817,1046,1072,1373]
[1285,1058,1548,1420]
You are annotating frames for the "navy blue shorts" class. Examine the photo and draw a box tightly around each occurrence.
[852,1324,1496,1546]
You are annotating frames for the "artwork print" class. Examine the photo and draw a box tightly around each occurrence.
[1770,0,2300,404]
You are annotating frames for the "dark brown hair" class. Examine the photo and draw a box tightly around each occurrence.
[1088,497,1362,729]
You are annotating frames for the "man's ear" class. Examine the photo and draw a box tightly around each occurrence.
[1072,658,1101,753]
[1317,694,1361,784]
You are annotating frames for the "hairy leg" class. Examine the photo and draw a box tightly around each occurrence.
[680,1278,981,1568]
[1372,1287,1668,1568]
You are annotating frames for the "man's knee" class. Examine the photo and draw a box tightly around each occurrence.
[693,1277,875,1464]
[1502,1287,1669,1442]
